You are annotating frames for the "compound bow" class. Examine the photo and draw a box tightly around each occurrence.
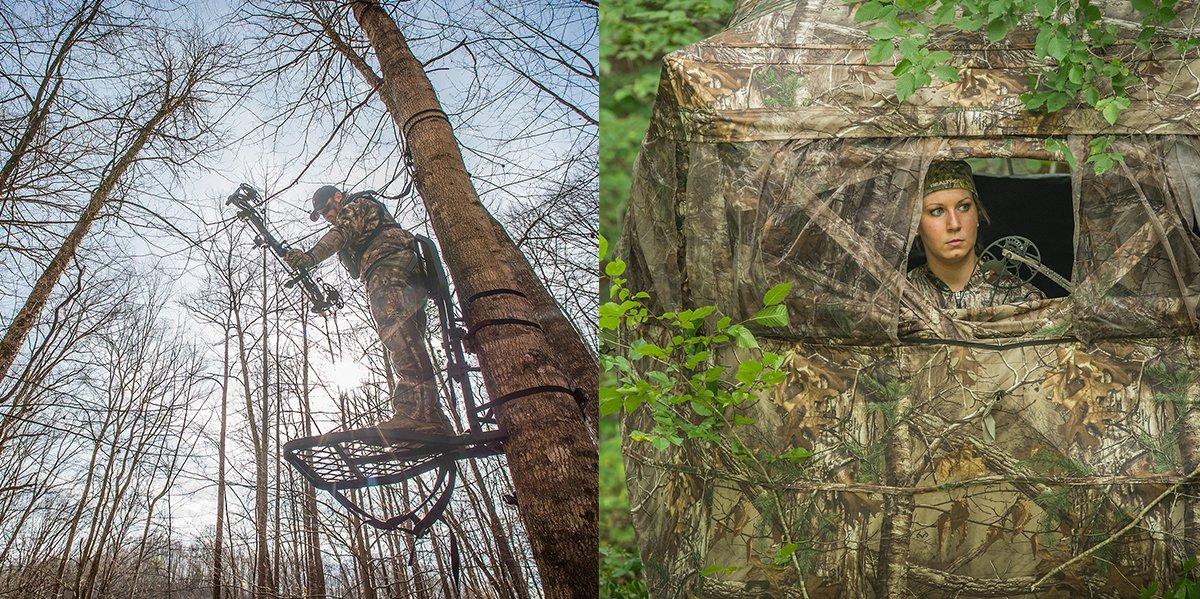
[226,183,343,314]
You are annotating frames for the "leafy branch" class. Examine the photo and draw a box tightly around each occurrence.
[599,235,818,592]
[851,0,1194,174]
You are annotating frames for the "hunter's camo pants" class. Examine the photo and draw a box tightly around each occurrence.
[364,251,445,425]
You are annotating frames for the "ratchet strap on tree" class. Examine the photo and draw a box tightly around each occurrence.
[462,288,588,421]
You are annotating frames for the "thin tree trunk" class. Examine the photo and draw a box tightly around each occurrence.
[874,392,915,597]
[348,4,597,595]
[214,320,232,599]
[255,244,276,598]
[467,458,529,599]
[300,305,327,598]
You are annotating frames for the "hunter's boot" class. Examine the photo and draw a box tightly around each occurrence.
[373,378,455,436]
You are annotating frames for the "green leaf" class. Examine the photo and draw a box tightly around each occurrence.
[599,386,621,416]
[1021,91,1046,110]
[956,15,983,31]
[629,339,668,360]
[605,259,626,277]
[1044,92,1069,113]
[986,18,1009,42]
[868,39,893,63]
[1082,86,1100,107]
[753,304,790,327]
[727,324,759,349]
[716,315,732,330]
[685,350,710,369]
[853,0,886,22]
[689,399,712,416]
[868,25,896,40]
[1068,65,1083,85]
[700,564,739,577]
[1097,97,1125,125]
[774,543,799,566]
[1034,0,1056,17]
[736,360,763,385]
[763,282,792,306]
[898,36,919,58]
[1034,27,1051,58]
[779,446,813,463]
[690,305,716,322]
[598,234,608,261]
[896,72,916,102]
[932,65,958,82]
[1132,0,1155,14]
[1045,138,1077,170]
[927,50,953,64]
[933,2,956,25]
[1047,34,1069,60]
[599,315,620,330]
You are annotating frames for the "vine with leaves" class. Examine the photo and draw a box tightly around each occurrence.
[851,0,1198,173]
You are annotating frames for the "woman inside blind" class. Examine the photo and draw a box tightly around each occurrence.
[906,160,1045,309]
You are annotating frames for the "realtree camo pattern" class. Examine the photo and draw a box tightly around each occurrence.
[305,195,444,425]
[647,2,1200,141]
[906,263,1044,310]
[616,1,1200,596]
[365,252,445,426]
[306,194,418,280]
[623,337,1200,598]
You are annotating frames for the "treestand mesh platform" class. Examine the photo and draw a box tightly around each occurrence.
[283,427,505,533]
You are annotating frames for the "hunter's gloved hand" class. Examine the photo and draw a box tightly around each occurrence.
[283,249,313,270]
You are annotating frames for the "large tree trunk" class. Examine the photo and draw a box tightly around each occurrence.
[488,214,599,439]
[348,3,597,595]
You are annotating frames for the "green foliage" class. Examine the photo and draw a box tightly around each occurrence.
[600,236,795,453]
[1146,364,1196,405]
[1019,450,1094,477]
[1140,557,1200,598]
[601,544,649,598]
[600,234,812,589]
[849,0,1198,174]
[599,0,734,246]
[753,67,804,107]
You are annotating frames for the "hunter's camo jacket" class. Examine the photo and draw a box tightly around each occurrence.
[616,1,1200,597]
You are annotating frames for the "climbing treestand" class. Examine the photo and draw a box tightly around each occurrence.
[227,183,577,539]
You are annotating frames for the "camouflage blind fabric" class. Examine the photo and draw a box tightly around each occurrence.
[616,1,1200,597]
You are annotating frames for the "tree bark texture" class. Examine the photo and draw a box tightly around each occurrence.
[349,2,597,596]
[874,392,915,597]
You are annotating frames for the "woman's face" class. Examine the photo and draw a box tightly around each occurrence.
[918,187,978,264]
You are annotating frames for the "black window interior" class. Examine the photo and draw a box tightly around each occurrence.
[905,168,1075,299]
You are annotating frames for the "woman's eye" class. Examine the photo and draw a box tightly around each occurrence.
[957,203,972,212]
[930,208,944,217]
